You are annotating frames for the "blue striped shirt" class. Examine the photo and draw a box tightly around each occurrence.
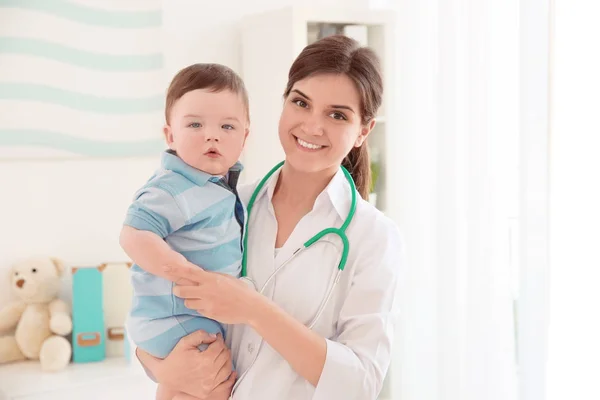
[124,150,245,321]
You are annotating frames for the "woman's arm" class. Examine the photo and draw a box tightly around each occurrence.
[136,330,235,400]
[248,300,326,386]
[167,267,326,386]
[169,224,403,399]
[166,219,404,398]
[248,221,404,399]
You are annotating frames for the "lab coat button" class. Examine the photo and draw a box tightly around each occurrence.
[247,343,255,353]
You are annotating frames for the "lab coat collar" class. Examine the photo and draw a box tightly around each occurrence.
[258,166,353,221]
[324,168,353,220]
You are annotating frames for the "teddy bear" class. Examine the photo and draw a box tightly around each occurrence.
[0,257,72,371]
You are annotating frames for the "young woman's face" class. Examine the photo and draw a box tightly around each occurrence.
[278,73,372,175]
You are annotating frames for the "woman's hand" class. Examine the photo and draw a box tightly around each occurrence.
[172,376,236,400]
[136,330,235,399]
[165,264,263,325]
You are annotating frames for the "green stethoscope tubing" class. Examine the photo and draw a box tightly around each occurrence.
[240,160,357,278]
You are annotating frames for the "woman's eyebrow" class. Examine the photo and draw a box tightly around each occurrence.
[291,89,311,99]
[292,89,356,114]
[330,104,355,114]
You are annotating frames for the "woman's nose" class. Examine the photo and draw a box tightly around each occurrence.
[301,117,324,136]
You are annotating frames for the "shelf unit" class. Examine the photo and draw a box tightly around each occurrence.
[240,6,396,213]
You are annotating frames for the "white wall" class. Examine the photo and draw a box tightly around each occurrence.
[161,0,367,76]
[0,0,369,303]
[0,157,159,305]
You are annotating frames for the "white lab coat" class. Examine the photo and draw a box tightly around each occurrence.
[226,167,405,400]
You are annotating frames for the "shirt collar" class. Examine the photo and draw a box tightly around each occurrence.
[323,167,353,219]
[161,150,243,187]
[258,166,354,220]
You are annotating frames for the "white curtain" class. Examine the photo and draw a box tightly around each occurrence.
[547,1,600,399]
[373,0,525,399]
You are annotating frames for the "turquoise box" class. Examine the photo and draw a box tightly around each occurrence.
[71,266,105,362]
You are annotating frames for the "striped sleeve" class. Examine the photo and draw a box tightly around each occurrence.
[124,186,187,238]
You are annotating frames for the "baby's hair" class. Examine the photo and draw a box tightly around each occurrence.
[165,63,249,124]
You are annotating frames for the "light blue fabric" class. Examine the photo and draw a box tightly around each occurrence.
[125,150,244,358]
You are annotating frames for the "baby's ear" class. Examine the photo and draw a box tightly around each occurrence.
[243,127,250,145]
[50,258,65,276]
[163,125,176,150]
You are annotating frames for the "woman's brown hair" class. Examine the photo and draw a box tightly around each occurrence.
[283,35,383,200]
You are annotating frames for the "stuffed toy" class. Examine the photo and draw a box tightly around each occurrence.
[0,257,72,371]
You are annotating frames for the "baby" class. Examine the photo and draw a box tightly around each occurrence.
[120,64,249,398]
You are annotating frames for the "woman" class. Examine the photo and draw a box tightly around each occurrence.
[137,34,405,400]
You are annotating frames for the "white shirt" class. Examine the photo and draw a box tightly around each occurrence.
[226,167,405,400]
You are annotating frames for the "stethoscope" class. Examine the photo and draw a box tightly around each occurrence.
[230,161,357,397]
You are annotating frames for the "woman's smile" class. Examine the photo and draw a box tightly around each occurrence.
[293,135,327,152]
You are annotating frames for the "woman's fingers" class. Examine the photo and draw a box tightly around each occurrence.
[172,392,202,400]
[179,329,218,349]
[174,285,203,299]
[210,372,237,399]
[163,263,208,285]
[174,277,197,286]
[212,341,231,371]
[184,299,205,312]
[213,352,233,385]
[203,334,227,363]
[136,347,161,371]
[172,374,236,400]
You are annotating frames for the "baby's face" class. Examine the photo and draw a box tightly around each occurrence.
[164,89,249,175]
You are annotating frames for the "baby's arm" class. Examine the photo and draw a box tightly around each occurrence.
[120,185,196,281]
[120,226,192,281]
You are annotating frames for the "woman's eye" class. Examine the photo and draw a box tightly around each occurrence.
[330,112,348,121]
[222,124,235,130]
[188,122,201,128]
[293,99,308,108]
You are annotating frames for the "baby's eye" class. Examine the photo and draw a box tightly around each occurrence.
[14,272,18,276]
[330,112,348,121]
[222,124,235,130]
[293,99,308,108]
[188,122,202,128]
[32,268,37,273]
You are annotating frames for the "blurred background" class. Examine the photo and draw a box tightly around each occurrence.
[0,0,598,399]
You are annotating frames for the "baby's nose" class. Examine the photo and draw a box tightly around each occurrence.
[16,279,25,288]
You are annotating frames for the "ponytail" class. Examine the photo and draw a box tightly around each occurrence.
[342,143,371,200]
